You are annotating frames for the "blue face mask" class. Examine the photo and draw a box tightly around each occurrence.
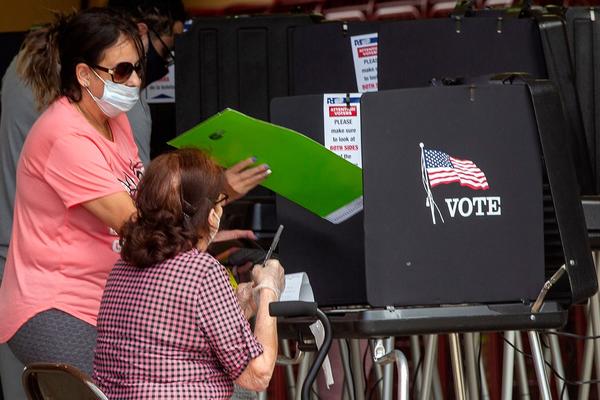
[87,68,139,117]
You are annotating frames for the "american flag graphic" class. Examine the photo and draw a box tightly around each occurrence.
[424,149,489,190]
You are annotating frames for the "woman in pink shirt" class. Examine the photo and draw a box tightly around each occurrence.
[94,148,284,399]
[0,8,146,375]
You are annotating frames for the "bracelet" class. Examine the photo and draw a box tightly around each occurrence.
[253,284,281,300]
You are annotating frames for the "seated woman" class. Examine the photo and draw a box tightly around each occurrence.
[93,148,285,399]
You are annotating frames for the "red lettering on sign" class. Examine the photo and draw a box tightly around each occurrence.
[358,45,378,58]
[329,106,357,117]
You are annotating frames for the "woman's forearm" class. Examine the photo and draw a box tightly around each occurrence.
[235,288,278,391]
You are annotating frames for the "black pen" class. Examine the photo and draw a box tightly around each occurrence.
[262,225,284,267]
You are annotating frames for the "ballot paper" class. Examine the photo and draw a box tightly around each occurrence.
[280,273,334,389]
[280,273,314,302]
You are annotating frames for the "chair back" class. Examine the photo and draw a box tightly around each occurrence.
[22,363,108,400]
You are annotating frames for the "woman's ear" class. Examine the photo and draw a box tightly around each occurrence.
[75,63,91,87]
[137,22,150,52]
[137,22,149,36]
[207,207,217,226]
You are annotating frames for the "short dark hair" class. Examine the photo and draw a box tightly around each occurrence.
[57,8,144,102]
[120,148,225,268]
[108,0,187,36]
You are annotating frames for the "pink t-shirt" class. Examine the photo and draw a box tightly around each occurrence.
[0,97,143,342]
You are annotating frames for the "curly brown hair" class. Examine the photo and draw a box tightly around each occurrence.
[120,148,225,268]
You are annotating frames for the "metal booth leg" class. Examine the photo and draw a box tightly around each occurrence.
[501,331,516,400]
[339,339,356,400]
[370,339,385,400]
[464,332,480,400]
[281,339,297,400]
[295,351,314,400]
[449,333,467,400]
[372,339,409,400]
[514,332,530,399]
[381,338,394,400]
[433,360,444,400]
[527,330,552,400]
[349,339,366,400]
[475,333,490,400]
[410,336,423,395]
[578,249,600,400]
[578,319,594,400]
[419,334,439,400]
[548,329,569,399]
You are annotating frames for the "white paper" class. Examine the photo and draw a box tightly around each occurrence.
[323,94,363,168]
[145,63,175,103]
[324,196,363,224]
[310,320,334,388]
[350,33,378,93]
[280,272,314,302]
[279,273,334,387]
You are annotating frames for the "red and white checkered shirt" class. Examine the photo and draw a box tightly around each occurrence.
[93,249,263,399]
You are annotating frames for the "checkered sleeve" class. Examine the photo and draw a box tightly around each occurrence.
[197,261,264,380]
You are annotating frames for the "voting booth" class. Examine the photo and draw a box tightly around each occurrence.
[287,15,594,194]
[272,80,595,308]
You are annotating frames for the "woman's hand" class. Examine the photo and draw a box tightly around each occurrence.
[224,157,271,202]
[236,282,258,319]
[252,259,285,298]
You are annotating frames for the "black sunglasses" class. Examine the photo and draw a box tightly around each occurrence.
[93,61,143,84]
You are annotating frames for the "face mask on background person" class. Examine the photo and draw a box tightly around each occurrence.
[87,68,140,118]
[144,39,170,86]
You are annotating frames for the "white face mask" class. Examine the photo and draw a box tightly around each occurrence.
[86,68,139,117]
[208,208,221,244]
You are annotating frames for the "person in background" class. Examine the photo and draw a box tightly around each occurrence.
[93,148,285,399]
[107,0,187,165]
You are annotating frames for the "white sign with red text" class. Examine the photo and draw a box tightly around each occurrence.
[350,33,378,93]
[323,93,363,168]
[145,63,175,103]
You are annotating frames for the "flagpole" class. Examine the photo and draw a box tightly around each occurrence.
[420,143,445,224]
[420,143,436,224]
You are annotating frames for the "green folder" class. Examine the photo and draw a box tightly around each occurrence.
[168,109,363,223]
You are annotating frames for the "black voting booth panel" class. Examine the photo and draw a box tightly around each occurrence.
[362,84,544,306]
[377,16,594,194]
[290,21,380,95]
[174,14,319,233]
[378,17,545,86]
[566,7,600,193]
[270,97,367,306]
[174,14,319,135]
[287,16,594,194]
[272,82,596,307]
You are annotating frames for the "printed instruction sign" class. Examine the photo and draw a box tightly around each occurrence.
[323,93,363,168]
[350,33,378,93]
[145,63,175,103]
